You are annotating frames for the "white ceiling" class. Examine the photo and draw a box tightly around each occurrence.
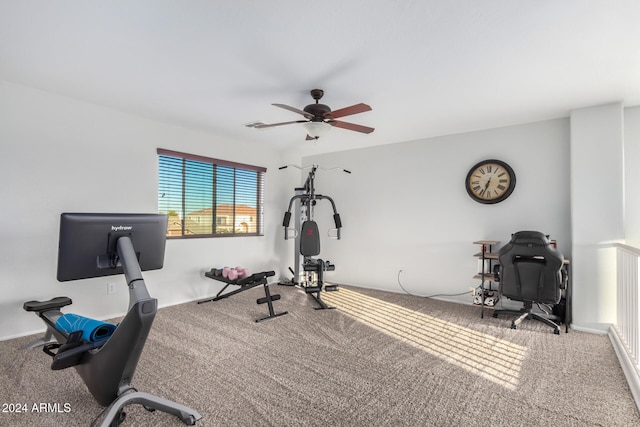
[1,1,639,155]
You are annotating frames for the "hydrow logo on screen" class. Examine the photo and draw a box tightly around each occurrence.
[111,225,133,232]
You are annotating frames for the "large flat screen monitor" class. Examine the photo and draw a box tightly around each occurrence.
[57,213,168,282]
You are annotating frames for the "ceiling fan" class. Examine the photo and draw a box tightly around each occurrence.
[254,89,374,140]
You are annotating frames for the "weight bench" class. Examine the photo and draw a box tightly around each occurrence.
[199,270,288,322]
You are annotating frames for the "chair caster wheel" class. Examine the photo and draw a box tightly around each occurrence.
[554,329,560,335]
[492,313,498,318]
[510,323,517,329]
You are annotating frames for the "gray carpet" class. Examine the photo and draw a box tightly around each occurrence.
[1,284,639,426]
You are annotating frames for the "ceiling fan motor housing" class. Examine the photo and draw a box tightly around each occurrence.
[303,103,332,120]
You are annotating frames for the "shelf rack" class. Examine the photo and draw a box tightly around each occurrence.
[473,240,500,319]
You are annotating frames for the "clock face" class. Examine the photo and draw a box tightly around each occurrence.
[465,159,516,204]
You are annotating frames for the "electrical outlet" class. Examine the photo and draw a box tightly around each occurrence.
[107,283,116,295]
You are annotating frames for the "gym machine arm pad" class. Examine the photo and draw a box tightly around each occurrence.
[283,211,291,227]
[333,214,342,229]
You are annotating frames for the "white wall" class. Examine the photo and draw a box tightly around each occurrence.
[624,106,640,246]
[0,81,291,340]
[302,119,572,304]
[2,79,636,339]
[570,103,624,332]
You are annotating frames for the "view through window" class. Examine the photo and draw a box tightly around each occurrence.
[158,149,265,237]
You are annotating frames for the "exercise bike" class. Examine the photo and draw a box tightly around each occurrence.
[23,213,202,427]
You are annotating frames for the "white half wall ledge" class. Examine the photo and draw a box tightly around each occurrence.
[609,325,640,412]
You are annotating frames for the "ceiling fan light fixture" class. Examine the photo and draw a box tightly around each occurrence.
[303,121,331,139]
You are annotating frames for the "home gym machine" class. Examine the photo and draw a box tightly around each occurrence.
[279,164,348,309]
[23,213,201,427]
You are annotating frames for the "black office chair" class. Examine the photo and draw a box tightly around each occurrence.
[492,231,567,334]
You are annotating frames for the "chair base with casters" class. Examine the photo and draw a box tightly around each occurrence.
[493,301,562,335]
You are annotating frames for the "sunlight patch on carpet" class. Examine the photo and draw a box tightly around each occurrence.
[322,288,526,390]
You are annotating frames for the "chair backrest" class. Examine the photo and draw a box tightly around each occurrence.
[498,231,564,304]
[300,220,321,256]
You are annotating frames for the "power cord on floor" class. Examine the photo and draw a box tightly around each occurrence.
[397,270,473,299]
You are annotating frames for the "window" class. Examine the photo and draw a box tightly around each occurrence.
[157,149,265,238]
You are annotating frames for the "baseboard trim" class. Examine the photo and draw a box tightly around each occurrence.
[609,325,640,412]
[571,324,609,335]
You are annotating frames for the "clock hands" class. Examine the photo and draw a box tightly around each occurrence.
[479,176,492,198]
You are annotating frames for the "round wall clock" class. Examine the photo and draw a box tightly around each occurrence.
[465,159,516,204]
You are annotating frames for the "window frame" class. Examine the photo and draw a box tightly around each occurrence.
[157,148,266,239]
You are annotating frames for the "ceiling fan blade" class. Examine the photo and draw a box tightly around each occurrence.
[329,120,375,134]
[254,120,307,129]
[326,103,372,119]
[272,103,314,119]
